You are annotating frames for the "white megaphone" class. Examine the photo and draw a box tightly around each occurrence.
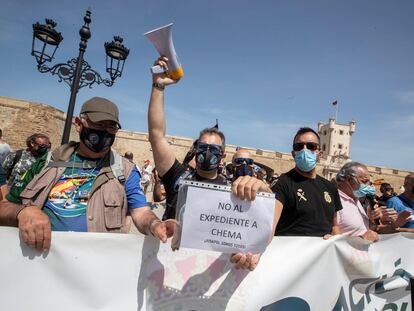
[144,23,183,80]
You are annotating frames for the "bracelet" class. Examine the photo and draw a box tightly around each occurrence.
[152,82,165,91]
[14,205,28,220]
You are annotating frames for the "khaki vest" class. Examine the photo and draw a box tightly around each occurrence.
[20,142,135,233]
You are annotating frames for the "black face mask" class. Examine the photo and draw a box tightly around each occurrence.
[80,127,115,153]
[233,164,254,180]
[36,146,49,156]
[195,150,220,172]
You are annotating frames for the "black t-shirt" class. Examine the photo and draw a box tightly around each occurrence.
[271,169,343,237]
[161,159,227,220]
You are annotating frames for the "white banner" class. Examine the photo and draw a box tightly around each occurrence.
[180,184,275,253]
[0,227,412,311]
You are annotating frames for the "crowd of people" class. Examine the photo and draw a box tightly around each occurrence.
[0,56,413,272]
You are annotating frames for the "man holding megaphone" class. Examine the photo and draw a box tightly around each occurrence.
[147,57,281,271]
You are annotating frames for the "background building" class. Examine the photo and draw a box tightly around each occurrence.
[318,118,356,180]
[0,96,410,192]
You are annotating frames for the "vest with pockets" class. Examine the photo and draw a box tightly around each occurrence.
[20,142,135,233]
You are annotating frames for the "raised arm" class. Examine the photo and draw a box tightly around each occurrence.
[148,57,180,177]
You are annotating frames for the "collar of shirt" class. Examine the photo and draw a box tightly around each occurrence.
[338,189,357,203]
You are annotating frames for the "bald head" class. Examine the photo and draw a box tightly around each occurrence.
[404,173,414,185]
[403,173,414,198]
[232,148,253,162]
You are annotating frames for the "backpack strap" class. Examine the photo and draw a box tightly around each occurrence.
[43,149,127,185]
[110,150,126,185]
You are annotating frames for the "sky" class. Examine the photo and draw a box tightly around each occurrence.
[1,0,413,171]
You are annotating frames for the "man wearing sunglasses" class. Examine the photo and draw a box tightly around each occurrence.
[2,133,51,190]
[231,148,255,181]
[148,57,278,270]
[271,127,343,237]
[0,97,173,252]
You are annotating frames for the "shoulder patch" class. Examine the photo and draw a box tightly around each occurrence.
[324,191,332,203]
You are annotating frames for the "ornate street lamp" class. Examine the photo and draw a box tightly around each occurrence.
[31,8,129,144]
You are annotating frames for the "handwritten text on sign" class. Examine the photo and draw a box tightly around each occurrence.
[180,186,275,253]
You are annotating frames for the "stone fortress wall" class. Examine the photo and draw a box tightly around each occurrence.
[0,96,411,192]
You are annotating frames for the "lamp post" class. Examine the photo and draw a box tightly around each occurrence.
[31,8,129,144]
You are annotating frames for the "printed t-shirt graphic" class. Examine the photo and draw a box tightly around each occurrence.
[43,153,99,232]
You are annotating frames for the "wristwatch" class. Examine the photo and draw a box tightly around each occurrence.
[152,82,165,90]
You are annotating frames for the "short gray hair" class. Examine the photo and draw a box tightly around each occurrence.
[336,161,366,182]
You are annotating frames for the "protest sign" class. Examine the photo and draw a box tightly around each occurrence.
[177,181,275,253]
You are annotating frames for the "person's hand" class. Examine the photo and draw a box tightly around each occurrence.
[367,204,382,221]
[230,252,261,271]
[232,176,271,201]
[380,208,398,224]
[164,219,178,238]
[323,234,333,240]
[17,205,51,252]
[152,56,179,85]
[361,229,379,242]
[393,210,412,228]
[150,219,170,243]
[169,220,182,251]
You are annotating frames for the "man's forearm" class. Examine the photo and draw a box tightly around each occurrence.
[130,207,161,235]
[0,200,23,227]
[147,84,176,176]
[148,87,166,142]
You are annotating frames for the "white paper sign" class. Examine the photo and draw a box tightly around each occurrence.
[179,184,275,253]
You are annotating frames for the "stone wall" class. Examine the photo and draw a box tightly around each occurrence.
[1,96,411,191]
[0,96,78,150]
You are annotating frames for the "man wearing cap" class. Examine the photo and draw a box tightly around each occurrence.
[0,97,173,252]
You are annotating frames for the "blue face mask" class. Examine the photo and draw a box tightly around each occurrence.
[294,149,317,172]
[352,178,376,198]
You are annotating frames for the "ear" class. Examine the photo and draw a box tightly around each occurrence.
[317,150,324,160]
[74,117,82,134]
[220,153,226,162]
[291,150,295,158]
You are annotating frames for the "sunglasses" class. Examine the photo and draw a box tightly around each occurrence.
[292,142,319,152]
[38,144,51,149]
[233,158,254,165]
[196,142,223,155]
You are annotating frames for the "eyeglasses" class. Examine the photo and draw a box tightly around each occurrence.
[38,144,51,149]
[292,142,319,151]
[82,117,119,135]
[196,142,223,155]
[352,176,372,186]
[233,158,254,165]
